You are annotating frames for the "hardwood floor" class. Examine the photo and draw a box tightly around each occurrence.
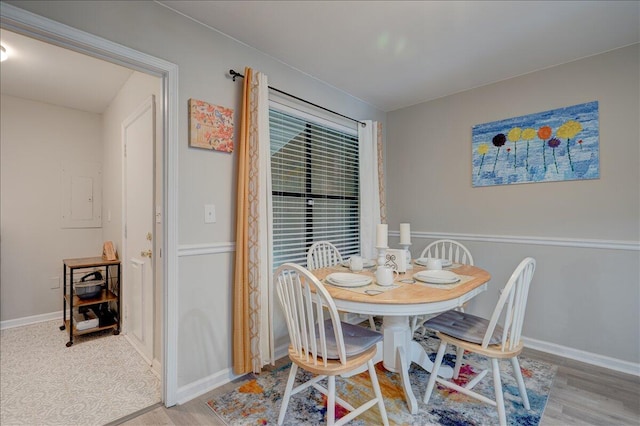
[115,348,640,425]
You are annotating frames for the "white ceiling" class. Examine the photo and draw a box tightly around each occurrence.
[0,1,638,114]
[159,0,640,111]
[0,29,133,114]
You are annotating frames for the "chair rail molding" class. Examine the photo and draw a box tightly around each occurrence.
[390,231,639,251]
[178,242,236,257]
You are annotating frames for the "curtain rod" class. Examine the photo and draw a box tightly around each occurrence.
[229,69,366,127]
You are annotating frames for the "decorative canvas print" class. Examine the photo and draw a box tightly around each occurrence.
[472,101,599,187]
[188,98,234,153]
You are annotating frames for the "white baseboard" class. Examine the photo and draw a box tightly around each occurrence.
[0,310,63,330]
[175,343,290,405]
[152,358,162,378]
[523,336,640,377]
[175,367,243,405]
[124,334,155,366]
[274,342,289,362]
[175,337,639,407]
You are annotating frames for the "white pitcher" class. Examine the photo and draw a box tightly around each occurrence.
[376,265,398,286]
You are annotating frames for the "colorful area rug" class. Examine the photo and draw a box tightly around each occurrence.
[207,331,555,425]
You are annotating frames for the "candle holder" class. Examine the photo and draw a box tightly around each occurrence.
[399,243,413,270]
[376,246,388,268]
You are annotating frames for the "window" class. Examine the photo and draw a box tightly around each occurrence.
[270,104,360,268]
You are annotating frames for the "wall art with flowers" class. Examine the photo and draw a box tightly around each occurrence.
[472,101,599,187]
[188,98,234,153]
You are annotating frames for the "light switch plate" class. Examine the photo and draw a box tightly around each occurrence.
[204,204,216,223]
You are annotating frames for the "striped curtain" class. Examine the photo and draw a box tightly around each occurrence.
[233,67,274,374]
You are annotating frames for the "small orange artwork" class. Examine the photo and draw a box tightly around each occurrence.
[188,98,234,153]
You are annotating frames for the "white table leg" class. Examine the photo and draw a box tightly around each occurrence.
[396,346,418,414]
[381,315,453,415]
[410,340,453,379]
[382,316,412,372]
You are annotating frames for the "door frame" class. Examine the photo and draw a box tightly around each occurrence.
[0,4,179,406]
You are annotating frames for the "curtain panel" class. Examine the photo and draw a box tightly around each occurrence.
[233,67,274,375]
[359,121,386,259]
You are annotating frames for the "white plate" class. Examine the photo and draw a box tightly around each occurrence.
[326,273,372,287]
[327,272,372,284]
[341,259,377,269]
[413,270,460,284]
[414,257,453,268]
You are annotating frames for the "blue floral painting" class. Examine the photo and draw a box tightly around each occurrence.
[472,101,599,187]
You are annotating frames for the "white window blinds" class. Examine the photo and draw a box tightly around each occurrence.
[270,105,360,268]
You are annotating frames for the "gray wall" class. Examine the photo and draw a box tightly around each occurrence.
[0,95,104,320]
[5,0,386,391]
[387,45,639,364]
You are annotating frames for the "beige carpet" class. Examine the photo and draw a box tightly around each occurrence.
[1,319,160,426]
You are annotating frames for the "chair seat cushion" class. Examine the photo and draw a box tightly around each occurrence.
[423,310,503,345]
[320,320,382,359]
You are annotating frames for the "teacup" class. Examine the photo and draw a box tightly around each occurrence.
[376,265,399,286]
[426,258,443,270]
[349,256,364,272]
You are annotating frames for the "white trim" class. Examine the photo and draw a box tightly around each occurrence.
[269,98,358,135]
[389,230,639,251]
[0,3,180,408]
[273,342,290,363]
[125,333,154,366]
[0,311,63,330]
[175,368,242,405]
[523,336,640,377]
[175,341,290,404]
[163,45,179,409]
[178,242,236,256]
[176,342,289,405]
[151,358,162,378]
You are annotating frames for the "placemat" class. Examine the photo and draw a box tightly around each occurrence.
[325,279,400,296]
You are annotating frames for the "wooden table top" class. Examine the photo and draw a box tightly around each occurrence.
[312,264,491,306]
[63,256,121,268]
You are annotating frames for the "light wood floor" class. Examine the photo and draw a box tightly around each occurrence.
[113,348,640,426]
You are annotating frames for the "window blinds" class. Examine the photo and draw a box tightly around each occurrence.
[270,106,360,268]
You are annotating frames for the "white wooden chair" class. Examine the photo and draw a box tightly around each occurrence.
[412,239,475,334]
[419,239,474,266]
[274,263,389,426]
[307,241,344,270]
[307,241,376,330]
[422,257,536,426]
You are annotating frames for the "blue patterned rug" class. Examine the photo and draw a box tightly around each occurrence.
[208,331,555,425]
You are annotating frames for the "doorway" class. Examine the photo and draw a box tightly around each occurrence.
[1,3,179,406]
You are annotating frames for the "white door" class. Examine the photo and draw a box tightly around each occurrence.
[123,96,155,364]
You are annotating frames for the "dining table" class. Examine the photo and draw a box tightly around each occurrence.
[312,261,491,414]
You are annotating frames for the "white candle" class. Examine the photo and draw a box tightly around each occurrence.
[400,223,411,245]
[376,224,388,248]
